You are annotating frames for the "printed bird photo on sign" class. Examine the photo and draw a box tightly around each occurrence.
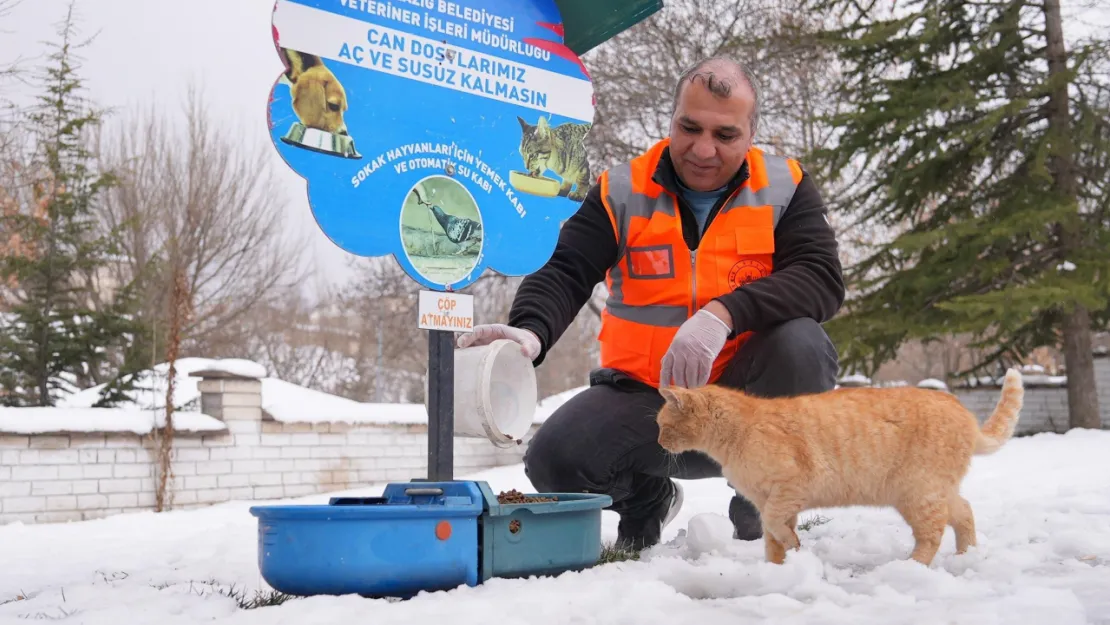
[265,0,596,291]
[401,177,483,285]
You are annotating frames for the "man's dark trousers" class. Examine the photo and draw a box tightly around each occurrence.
[522,317,840,549]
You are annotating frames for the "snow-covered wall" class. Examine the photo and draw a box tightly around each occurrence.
[950,353,1110,434]
[0,367,533,526]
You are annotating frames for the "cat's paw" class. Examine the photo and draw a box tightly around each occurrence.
[775,528,800,551]
[764,535,787,564]
[786,532,801,551]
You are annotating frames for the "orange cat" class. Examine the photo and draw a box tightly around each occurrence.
[656,369,1024,566]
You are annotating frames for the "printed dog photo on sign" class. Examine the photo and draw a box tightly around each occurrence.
[276,48,361,159]
[510,115,593,201]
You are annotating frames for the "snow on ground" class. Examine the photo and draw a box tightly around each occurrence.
[1,429,1108,624]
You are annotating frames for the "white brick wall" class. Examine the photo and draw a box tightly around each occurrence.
[0,375,531,530]
[0,422,530,525]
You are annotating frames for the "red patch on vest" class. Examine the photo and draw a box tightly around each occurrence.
[727,259,770,289]
[628,245,674,278]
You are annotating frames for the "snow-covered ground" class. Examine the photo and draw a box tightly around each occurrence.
[1,429,1108,624]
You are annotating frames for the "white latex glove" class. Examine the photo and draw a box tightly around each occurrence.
[457,324,542,360]
[659,309,731,388]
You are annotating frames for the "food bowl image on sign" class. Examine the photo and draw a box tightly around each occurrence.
[280,122,362,159]
[509,170,561,198]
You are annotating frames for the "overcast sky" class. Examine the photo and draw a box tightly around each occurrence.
[1,0,357,296]
[2,0,1108,299]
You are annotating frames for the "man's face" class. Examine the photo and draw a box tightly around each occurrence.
[668,75,755,191]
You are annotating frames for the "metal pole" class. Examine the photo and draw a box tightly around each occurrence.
[426,329,454,481]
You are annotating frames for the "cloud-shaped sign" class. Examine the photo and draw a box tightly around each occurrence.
[267,0,596,291]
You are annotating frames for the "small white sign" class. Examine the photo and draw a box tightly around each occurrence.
[418,290,475,333]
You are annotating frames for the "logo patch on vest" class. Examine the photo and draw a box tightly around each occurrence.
[727,259,770,289]
[627,245,675,279]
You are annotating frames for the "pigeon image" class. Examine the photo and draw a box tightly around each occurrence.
[410,186,483,245]
[428,204,482,244]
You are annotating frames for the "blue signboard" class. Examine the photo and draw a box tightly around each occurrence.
[267,0,596,291]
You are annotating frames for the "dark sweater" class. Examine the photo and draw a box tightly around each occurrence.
[508,146,845,366]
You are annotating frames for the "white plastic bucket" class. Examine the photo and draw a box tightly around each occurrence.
[424,339,537,448]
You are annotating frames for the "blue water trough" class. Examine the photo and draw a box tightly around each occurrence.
[249,480,611,598]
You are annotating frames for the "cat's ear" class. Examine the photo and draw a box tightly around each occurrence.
[660,386,686,410]
[517,116,530,131]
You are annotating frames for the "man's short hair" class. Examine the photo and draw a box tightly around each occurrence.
[671,56,762,138]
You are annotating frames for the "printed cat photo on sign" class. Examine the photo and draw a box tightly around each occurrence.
[513,116,592,201]
[655,369,1025,567]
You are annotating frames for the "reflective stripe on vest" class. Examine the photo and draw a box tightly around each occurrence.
[596,141,802,386]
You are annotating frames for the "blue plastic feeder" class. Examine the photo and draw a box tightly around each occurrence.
[248,481,612,598]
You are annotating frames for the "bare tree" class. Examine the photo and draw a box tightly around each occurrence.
[330,257,429,403]
[93,85,308,357]
[0,1,26,83]
[224,281,363,395]
[0,0,29,192]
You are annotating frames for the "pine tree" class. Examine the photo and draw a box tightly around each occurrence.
[0,4,144,407]
[808,0,1110,429]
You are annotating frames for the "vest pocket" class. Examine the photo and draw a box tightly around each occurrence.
[734,206,776,255]
[713,231,774,294]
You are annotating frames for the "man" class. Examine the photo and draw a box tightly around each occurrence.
[459,56,844,550]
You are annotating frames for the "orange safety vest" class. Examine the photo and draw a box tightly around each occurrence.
[596,139,803,387]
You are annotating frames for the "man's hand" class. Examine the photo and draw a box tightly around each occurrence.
[659,307,732,388]
[457,324,542,360]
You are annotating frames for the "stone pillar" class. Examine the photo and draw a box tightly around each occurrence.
[190,368,261,424]
[185,364,268,504]
[188,365,264,455]
[191,368,263,424]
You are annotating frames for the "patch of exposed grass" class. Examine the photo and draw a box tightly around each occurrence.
[798,514,831,531]
[152,579,297,610]
[598,543,641,564]
[220,585,297,610]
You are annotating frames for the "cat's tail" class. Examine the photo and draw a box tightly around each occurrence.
[974,368,1024,455]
